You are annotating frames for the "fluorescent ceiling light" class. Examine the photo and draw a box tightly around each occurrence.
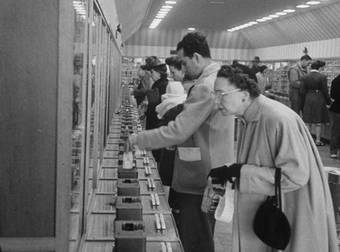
[264,16,273,20]
[159,9,170,12]
[248,21,258,25]
[306,1,321,4]
[283,9,296,12]
[165,1,176,4]
[161,5,173,9]
[269,14,279,18]
[276,12,288,15]
[188,27,196,31]
[256,18,266,22]
[296,4,310,8]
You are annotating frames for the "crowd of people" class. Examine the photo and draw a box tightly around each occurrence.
[128,32,339,252]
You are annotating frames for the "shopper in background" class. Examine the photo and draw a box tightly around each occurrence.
[255,65,268,93]
[300,60,331,146]
[250,56,261,81]
[129,32,234,252]
[210,65,338,252]
[231,59,255,81]
[329,73,340,158]
[133,65,152,106]
[288,54,312,115]
[144,57,168,162]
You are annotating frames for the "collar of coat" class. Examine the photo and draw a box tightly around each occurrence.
[194,62,220,84]
[242,95,264,122]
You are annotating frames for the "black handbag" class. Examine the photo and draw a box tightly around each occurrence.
[253,168,291,250]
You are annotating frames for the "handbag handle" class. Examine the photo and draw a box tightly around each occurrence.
[275,168,282,210]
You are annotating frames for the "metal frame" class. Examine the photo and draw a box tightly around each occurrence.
[55,0,74,251]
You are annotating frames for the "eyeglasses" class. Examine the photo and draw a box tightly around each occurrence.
[214,88,241,102]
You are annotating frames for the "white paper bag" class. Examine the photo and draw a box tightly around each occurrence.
[214,181,234,223]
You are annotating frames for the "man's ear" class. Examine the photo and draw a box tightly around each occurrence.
[193,52,202,65]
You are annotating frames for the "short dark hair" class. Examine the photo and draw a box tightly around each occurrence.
[176,32,211,58]
[217,65,260,98]
[300,55,312,61]
[165,56,183,71]
[259,65,268,73]
[311,60,326,70]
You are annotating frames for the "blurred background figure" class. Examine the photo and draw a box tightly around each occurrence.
[288,55,312,115]
[329,73,340,158]
[255,65,268,93]
[300,60,331,146]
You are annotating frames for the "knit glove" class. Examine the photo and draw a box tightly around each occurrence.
[208,163,243,184]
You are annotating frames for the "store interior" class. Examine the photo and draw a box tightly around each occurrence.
[0,0,339,251]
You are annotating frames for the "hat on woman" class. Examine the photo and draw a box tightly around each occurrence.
[156,81,186,119]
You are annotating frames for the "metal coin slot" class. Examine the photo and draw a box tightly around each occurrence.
[122,223,144,231]
[122,197,140,204]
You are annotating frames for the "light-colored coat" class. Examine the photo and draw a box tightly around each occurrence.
[136,62,235,195]
[233,95,338,252]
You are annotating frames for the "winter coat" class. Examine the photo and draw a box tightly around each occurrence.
[145,77,168,130]
[231,95,338,252]
[330,74,340,113]
[135,62,235,195]
[300,71,331,123]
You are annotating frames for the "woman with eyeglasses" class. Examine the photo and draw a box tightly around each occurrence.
[209,65,337,252]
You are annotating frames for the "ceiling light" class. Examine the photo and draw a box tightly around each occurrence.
[161,5,173,9]
[188,27,196,31]
[269,14,279,18]
[156,15,166,18]
[276,12,288,15]
[283,9,296,12]
[264,16,273,20]
[296,4,310,8]
[248,21,258,25]
[306,1,321,4]
[159,9,170,13]
[165,0,177,4]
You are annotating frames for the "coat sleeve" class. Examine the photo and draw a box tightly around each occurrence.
[239,117,310,196]
[330,75,340,100]
[288,68,301,88]
[135,85,215,149]
[299,77,307,108]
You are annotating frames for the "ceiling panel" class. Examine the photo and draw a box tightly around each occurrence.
[143,0,308,30]
[125,0,340,49]
[126,28,253,49]
[240,1,340,48]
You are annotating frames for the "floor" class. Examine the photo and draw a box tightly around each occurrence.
[214,143,340,252]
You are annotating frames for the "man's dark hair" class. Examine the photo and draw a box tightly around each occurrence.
[165,56,183,70]
[300,55,312,61]
[311,60,326,70]
[217,65,260,98]
[176,32,211,58]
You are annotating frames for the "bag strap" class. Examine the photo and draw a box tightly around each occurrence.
[275,168,282,210]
